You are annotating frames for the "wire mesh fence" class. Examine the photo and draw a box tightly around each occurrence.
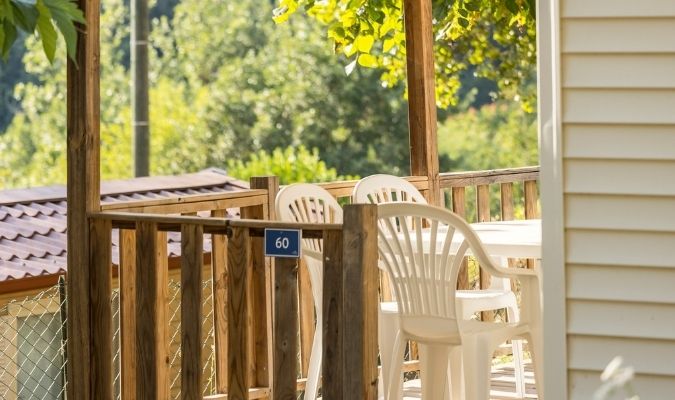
[0,277,216,400]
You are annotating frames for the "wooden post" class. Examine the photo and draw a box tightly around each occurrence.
[273,258,299,400]
[135,221,168,399]
[524,180,539,269]
[181,224,204,400]
[241,177,278,391]
[66,0,100,397]
[119,229,137,399]
[89,218,113,399]
[227,226,252,400]
[404,0,440,206]
[321,230,344,400]
[342,204,379,400]
[211,209,228,394]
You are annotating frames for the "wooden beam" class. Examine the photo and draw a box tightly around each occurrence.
[181,223,204,400]
[89,218,113,399]
[211,209,229,393]
[66,0,100,396]
[241,177,278,391]
[227,226,252,399]
[135,221,169,399]
[119,229,137,399]
[321,229,344,400]
[403,0,440,206]
[273,258,299,400]
[342,204,379,400]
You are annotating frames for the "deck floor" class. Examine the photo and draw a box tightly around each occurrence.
[395,361,537,400]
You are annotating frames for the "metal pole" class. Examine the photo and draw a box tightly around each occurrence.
[132,0,150,177]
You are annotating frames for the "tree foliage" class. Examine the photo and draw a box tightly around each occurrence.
[0,0,411,188]
[274,0,537,109]
[227,145,352,185]
[0,0,84,63]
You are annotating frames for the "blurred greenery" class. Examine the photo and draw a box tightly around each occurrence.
[227,145,355,185]
[0,0,538,190]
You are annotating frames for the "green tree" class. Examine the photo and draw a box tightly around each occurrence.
[274,0,536,109]
[0,0,412,188]
[227,145,352,185]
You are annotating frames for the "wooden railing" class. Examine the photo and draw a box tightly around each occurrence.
[86,199,379,400]
[82,167,539,399]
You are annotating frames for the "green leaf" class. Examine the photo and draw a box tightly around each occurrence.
[1,20,17,60]
[11,1,39,31]
[383,37,396,52]
[505,0,519,14]
[35,0,57,62]
[357,53,377,68]
[44,0,84,60]
[355,34,374,53]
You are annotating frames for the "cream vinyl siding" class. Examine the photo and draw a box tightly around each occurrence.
[560,0,675,397]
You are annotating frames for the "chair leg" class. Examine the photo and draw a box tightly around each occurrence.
[386,331,407,400]
[449,346,464,400]
[528,332,545,400]
[419,344,451,400]
[379,307,400,399]
[506,306,525,398]
[305,327,322,400]
[462,336,493,400]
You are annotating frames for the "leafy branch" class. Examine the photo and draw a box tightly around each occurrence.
[0,0,85,63]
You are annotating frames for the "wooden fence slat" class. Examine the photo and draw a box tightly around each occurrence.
[524,180,539,269]
[181,223,204,400]
[500,183,515,221]
[342,204,379,400]
[297,258,314,378]
[476,185,493,321]
[273,258,299,400]
[119,229,137,399]
[228,226,251,400]
[524,180,539,219]
[451,187,470,291]
[157,231,170,399]
[135,221,164,400]
[322,230,343,400]
[211,209,228,393]
[89,218,113,399]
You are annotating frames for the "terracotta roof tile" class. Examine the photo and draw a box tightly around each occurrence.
[0,169,245,282]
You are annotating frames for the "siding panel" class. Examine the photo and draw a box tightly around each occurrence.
[564,159,675,195]
[563,89,675,124]
[562,19,675,53]
[567,300,675,340]
[567,264,675,304]
[567,229,675,267]
[563,0,675,18]
[568,335,675,375]
[569,371,675,400]
[564,124,675,160]
[563,54,675,88]
[566,194,675,231]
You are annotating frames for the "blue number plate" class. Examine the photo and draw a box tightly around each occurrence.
[264,228,302,258]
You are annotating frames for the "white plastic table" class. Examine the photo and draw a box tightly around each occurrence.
[467,219,541,259]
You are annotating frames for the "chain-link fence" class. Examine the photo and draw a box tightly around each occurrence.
[0,277,216,400]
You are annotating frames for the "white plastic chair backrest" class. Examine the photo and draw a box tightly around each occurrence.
[353,174,427,205]
[376,202,502,340]
[275,183,343,301]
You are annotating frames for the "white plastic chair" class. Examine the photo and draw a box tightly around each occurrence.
[353,174,525,398]
[376,202,543,400]
[275,183,342,400]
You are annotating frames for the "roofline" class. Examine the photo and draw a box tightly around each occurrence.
[0,168,248,206]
